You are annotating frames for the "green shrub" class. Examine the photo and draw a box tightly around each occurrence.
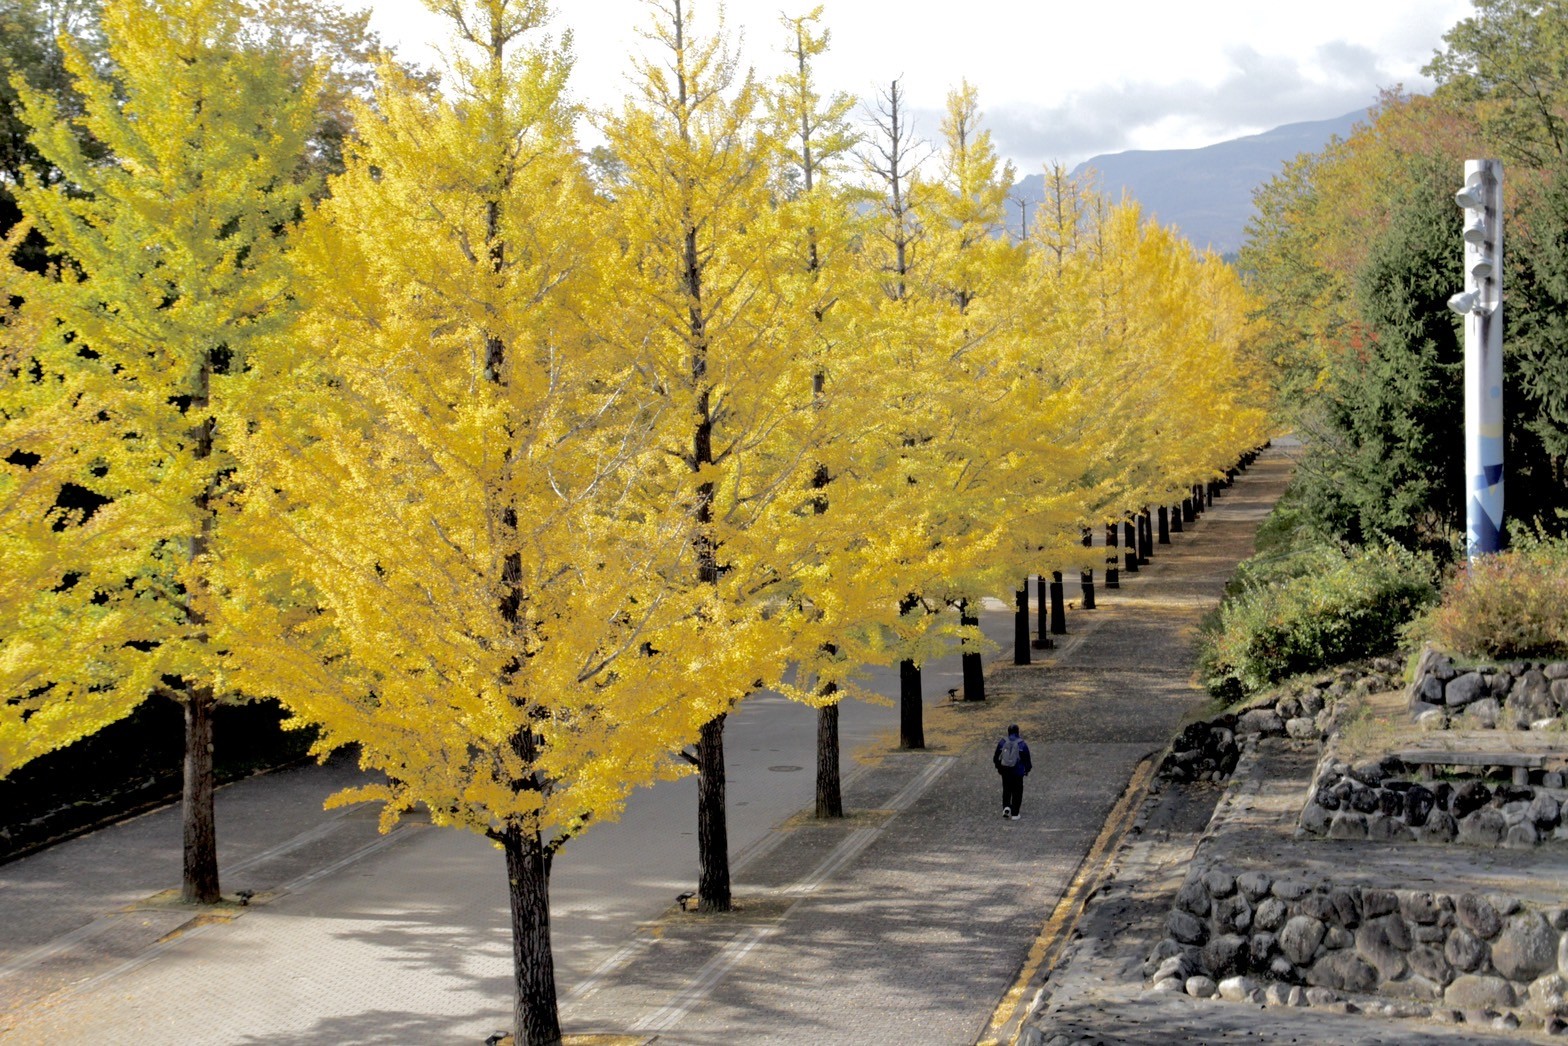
[1200,544,1437,697]
[1414,537,1568,659]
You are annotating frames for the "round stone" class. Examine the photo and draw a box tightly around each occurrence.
[1458,807,1508,846]
[1185,975,1217,998]
[1444,974,1518,1010]
[1493,911,1558,981]
[1202,934,1248,978]
[1168,909,1206,945]
[1203,869,1237,898]
[1237,871,1274,901]
[1254,897,1288,933]
[1446,927,1488,972]
[1280,915,1326,965]
[1176,878,1211,916]
[1531,973,1568,1018]
[1218,975,1259,1001]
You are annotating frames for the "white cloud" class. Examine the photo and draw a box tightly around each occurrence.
[363,0,1477,165]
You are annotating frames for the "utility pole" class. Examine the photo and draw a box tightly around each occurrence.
[1448,159,1504,559]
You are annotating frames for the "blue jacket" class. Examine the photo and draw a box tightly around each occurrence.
[994,735,1032,776]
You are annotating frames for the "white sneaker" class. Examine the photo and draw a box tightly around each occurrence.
[1011,813,1022,820]
[1002,806,1011,819]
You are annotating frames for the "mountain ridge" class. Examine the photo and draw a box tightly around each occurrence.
[1013,108,1368,256]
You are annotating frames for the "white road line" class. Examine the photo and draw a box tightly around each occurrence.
[618,755,956,1032]
[226,809,356,876]
[730,823,792,873]
[786,828,880,897]
[563,933,657,1002]
[0,808,360,984]
[273,821,419,896]
[54,914,229,999]
[631,926,775,1033]
[887,755,956,811]
[732,757,880,875]
[6,821,422,1011]
[0,914,123,982]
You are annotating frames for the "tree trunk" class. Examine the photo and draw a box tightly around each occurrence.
[1124,520,1138,573]
[899,658,924,749]
[961,602,985,700]
[696,713,731,911]
[1138,510,1153,562]
[1105,522,1119,588]
[1080,570,1096,609]
[1158,505,1171,543]
[1035,574,1049,644]
[180,686,220,904]
[815,701,842,818]
[1013,585,1030,664]
[500,823,562,1046]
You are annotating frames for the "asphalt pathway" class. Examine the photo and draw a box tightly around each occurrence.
[0,447,1292,1044]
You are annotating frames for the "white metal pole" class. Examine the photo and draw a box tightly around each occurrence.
[1460,159,1504,558]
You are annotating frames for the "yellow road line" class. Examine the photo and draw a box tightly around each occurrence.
[981,755,1156,1046]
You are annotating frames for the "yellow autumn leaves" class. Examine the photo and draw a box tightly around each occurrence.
[1,0,1271,845]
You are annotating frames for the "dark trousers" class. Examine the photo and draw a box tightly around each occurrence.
[1001,771,1024,814]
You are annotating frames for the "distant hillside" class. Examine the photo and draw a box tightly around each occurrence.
[1013,109,1367,256]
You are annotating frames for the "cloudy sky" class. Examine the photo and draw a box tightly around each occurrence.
[365,0,1477,170]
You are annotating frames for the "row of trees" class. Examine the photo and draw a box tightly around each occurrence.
[1240,0,1568,556]
[0,0,1270,1041]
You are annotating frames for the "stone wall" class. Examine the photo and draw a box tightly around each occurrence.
[1409,647,1568,731]
[1299,756,1568,847]
[1287,644,1568,848]
[1157,660,1402,785]
[1148,870,1568,1027]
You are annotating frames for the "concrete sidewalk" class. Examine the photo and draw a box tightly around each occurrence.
[0,449,1290,1045]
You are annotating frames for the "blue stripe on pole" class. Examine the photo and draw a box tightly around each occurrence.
[1468,494,1503,556]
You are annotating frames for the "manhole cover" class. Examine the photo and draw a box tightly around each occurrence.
[768,765,803,772]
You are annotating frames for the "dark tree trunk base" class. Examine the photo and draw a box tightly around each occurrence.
[1014,586,1030,664]
[960,606,985,700]
[181,688,220,905]
[899,659,924,749]
[697,714,732,912]
[502,823,562,1046]
[815,700,843,818]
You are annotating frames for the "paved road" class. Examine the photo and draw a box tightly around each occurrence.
[0,451,1288,1044]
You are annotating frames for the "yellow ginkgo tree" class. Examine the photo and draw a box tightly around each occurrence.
[215,2,730,1042]
[0,0,318,904]
[596,0,902,911]
[861,80,1034,727]
[762,5,877,820]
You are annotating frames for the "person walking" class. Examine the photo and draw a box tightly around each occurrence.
[993,723,1032,819]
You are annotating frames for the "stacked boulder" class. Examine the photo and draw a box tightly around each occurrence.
[1299,757,1568,847]
[1148,872,1568,1025]
[1159,660,1403,785]
[1410,647,1568,731]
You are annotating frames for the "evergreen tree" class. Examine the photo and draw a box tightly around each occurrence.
[1301,160,1466,551]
